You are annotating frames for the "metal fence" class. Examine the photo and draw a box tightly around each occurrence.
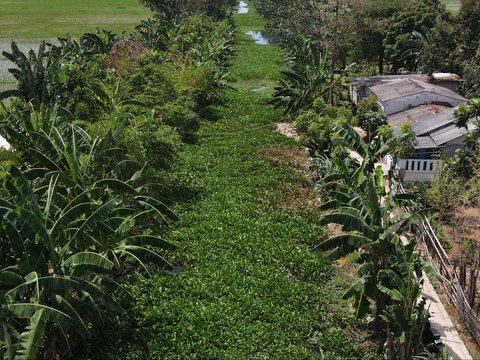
[398,183,480,348]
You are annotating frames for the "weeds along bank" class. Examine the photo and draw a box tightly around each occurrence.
[0,7,235,359]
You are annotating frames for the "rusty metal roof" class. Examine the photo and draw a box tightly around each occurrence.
[387,104,477,149]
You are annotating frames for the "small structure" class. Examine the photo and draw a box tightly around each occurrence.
[349,73,462,105]
[385,105,477,182]
[369,79,466,116]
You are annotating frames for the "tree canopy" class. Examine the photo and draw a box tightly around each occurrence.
[139,0,237,20]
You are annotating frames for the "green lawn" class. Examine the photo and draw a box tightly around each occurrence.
[0,0,150,39]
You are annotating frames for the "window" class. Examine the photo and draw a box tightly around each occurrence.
[430,162,433,171]
[423,161,427,171]
[406,160,409,169]
[411,161,415,171]
[417,161,421,171]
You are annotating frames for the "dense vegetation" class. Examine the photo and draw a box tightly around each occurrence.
[0,8,236,359]
[253,0,480,358]
[74,11,380,360]
[1,0,478,359]
[254,0,480,96]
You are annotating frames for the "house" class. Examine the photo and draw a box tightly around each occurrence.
[350,75,472,182]
[369,79,466,116]
[384,105,477,181]
[349,73,461,105]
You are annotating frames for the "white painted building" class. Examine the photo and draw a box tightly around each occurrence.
[369,79,466,116]
[349,75,475,182]
[385,105,477,182]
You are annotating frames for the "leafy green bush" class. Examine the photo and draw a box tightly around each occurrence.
[89,112,182,171]
[129,63,181,109]
[53,61,106,120]
[160,101,199,142]
[356,96,387,140]
[294,99,355,153]
[140,123,182,170]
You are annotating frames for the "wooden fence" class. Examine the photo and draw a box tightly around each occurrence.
[398,183,480,348]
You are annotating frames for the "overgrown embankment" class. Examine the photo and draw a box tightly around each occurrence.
[79,11,376,360]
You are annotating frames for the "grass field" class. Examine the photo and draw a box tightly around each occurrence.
[0,0,150,39]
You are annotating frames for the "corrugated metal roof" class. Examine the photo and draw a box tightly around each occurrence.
[415,137,438,149]
[411,79,466,101]
[429,124,468,145]
[387,104,478,149]
[387,105,456,136]
[349,73,460,85]
[370,79,466,103]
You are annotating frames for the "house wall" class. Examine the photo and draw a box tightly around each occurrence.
[397,158,443,182]
[350,84,372,105]
[379,92,464,116]
[443,135,467,157]
[435,81,458,93]
[384,156,443,182]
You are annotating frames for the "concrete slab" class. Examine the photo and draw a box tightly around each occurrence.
[422,278,473,360]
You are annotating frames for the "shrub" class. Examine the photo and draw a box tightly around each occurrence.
[107,39,149,76]
[140,124,182,170]
[294,99,356,153]
[160,101,200,142]
[178,63,222,110]
[53,61,106,120]
[356,96,387,140]
[129,63,182,109]
[89,113,182,171]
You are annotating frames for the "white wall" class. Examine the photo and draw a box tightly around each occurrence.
[396,158,443,182]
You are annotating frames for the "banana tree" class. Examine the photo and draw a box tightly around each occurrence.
[0,108,176,359]
[316,172,431,315]
[270,53,331,116]
[0,41,63,109]
[379,239,433,359]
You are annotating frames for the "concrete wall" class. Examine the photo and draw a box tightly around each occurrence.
[385,156,443,182]
[443,135,467,157]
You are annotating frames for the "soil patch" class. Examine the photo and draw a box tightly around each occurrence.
[276,122,300,139]
[258,145,309,172]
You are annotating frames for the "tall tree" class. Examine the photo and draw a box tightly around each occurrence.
[351,0,403,74]
[457,0,480,65]
[383,0,447,73]
[139,0,237,20]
